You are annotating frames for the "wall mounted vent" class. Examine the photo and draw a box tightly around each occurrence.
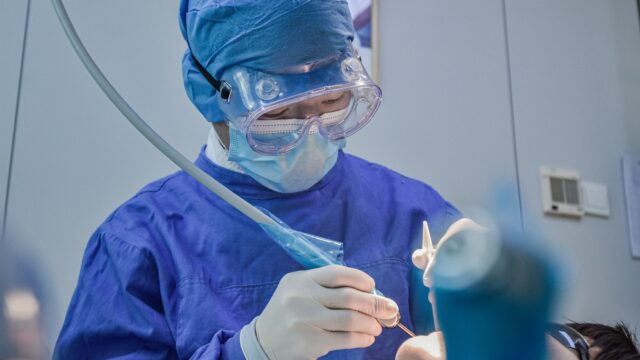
[540,167,584,218]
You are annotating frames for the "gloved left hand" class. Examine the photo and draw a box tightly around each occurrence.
[411,218,486,287]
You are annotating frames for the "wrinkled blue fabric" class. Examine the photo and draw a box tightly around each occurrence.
[54,149,461,359]
[179,0,355,122]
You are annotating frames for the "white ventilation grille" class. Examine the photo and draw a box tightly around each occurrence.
[540,167,584,217]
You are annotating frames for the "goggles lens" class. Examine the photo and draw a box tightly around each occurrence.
[247,86,380,154]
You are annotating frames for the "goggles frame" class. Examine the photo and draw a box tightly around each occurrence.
[190,45,382,154]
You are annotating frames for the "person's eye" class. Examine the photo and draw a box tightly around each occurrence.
[322,93,347,105]
[260,108,288,119]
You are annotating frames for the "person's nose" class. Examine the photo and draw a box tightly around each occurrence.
[294,99,326,119]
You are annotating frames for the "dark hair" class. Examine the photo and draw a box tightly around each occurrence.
[567,322,640,360]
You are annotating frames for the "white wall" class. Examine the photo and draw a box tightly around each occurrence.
[613,0,640,154]
[506,0,640,327]
[0,0,29,237]
[2,0,639,346]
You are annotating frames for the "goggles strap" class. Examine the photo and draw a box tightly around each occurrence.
[189,47,232,101]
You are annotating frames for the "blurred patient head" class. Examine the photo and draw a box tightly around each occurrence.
[396,322,640,360]
[548,322,640,360]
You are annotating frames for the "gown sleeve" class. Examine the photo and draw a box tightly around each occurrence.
[53,231,246,359]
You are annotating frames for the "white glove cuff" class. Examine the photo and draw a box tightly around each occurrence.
[240,317,271,360]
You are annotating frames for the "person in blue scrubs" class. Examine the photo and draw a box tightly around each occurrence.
[54,0,461,358]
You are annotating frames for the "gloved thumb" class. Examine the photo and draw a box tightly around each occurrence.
[412,248,429,270]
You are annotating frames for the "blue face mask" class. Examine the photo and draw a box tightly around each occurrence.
[227,126,345,193]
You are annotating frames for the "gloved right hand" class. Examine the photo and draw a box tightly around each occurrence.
[255,265,400,360]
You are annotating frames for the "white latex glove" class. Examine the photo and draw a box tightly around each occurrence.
[254,265,400,360]
[412,218,486,287]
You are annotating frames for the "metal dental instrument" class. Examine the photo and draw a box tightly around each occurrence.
[397,322,416,338]
[51,0,411,335]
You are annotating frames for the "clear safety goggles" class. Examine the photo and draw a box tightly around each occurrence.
[215,50,382,154]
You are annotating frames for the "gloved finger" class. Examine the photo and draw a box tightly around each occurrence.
[323,330,376,351]
[311,309,383,336]
[315,286,399,321]
[412,249,428,270]
[309,265,376,293]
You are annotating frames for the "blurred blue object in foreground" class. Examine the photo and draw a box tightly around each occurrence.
[432,190,559,360]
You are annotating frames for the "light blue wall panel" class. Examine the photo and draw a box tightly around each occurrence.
[507,0,640,330]
[0,1,29,237]
[612,0,640,152]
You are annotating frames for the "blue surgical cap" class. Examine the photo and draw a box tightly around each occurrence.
[179,0,356,123]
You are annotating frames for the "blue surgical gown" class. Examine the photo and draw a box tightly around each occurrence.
[54,148,460,359]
